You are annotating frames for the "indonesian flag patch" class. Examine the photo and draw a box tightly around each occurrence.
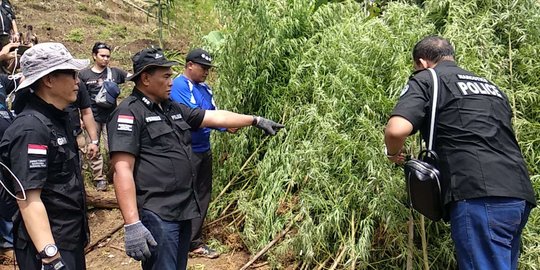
[28,144,47,155]
[118,115,134,124]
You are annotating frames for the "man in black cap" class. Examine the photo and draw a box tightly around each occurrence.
[108,47,284,270]
[170,48,232,259]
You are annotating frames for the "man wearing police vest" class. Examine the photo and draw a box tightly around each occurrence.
[384,36,536,270]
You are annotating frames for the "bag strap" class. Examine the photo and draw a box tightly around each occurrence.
[106,67,112,81]
[426,68,439,151]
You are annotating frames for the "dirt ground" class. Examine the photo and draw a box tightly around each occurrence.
[1,196,268,270]
[0,1,272,269]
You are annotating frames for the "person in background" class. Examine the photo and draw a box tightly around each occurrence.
[0,0,18,48]
[384,36,536,270]
[108,47,284,270]
[68,81,99,166]
[170,48,235,259]
[0,42,90,270]
[0,41,20,264]
[78,42,130,191]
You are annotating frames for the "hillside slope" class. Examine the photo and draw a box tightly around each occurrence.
[12,0,189,70]
[1,1,258,269]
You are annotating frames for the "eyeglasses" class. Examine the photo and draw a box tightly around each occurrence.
[52,69,79,79]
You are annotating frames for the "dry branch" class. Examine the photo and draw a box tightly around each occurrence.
[85,223,124,254]
[420,215,429,270]
[329,244,346,270]
[240,213,301,270]
[86,191,119,209]
[407,212,414,270]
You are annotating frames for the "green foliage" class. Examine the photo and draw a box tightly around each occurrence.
[77,3,88,12]
[65,28,85,43]
[209,0,540,268]
[85,15,109,26]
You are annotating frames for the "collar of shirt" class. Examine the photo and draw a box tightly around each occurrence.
[26,94,70,120]
[131,88,173,112]
[408,60,457,79]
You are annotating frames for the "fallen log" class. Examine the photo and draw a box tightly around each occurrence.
[86,190,119,209]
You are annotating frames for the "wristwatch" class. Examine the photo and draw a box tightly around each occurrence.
[90,140,99,145]
[39,244,58,259]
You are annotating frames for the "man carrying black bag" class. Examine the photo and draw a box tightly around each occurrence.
[384,36,536,270]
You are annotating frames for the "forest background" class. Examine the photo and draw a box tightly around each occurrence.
[7,0,540,269]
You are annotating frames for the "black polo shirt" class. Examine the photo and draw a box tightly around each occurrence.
[0,95,89,250]
[107,88,205,222]
[392,60,536,206]
[78,67,128,123]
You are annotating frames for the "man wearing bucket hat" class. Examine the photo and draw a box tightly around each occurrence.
[0,42,90,270]
[108,47,284,270]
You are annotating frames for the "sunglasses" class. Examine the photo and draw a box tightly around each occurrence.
[52,69,79,79]
[93,43,111,53]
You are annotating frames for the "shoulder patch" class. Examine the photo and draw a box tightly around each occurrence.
[117,124,133,132]
[28,144,47,155]
[118,115,134,124]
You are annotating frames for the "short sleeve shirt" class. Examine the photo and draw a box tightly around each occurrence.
[0,95,88,250]
[170,74,218,152]
[78,67,128,123]
[392,61,536,206]
[107,88,205,221]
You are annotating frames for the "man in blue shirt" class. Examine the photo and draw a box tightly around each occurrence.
[170,48,231,259]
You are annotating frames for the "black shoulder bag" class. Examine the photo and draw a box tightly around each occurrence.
[403,68,444,221]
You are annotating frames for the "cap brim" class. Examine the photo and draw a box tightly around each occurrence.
[191,60,215,67]
[127,61,179,81]
[16,59,90,91]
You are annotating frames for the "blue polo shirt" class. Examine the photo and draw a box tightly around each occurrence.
[171,74,218,153]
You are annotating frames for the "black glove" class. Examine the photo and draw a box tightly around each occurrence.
[124,221,157,261]
[253,116,285,135]
[42,257,66,270]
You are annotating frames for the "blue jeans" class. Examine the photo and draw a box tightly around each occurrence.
[0,217,13,249]
[0,198,16,249]
[449,197,532,270]
[140,209,191,270]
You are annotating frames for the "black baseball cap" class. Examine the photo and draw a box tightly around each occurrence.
[127,47,178,81]
[185,48,215,67]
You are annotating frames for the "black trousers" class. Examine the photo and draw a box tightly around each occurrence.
[15,241,86,270]
[190,150,213,250]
